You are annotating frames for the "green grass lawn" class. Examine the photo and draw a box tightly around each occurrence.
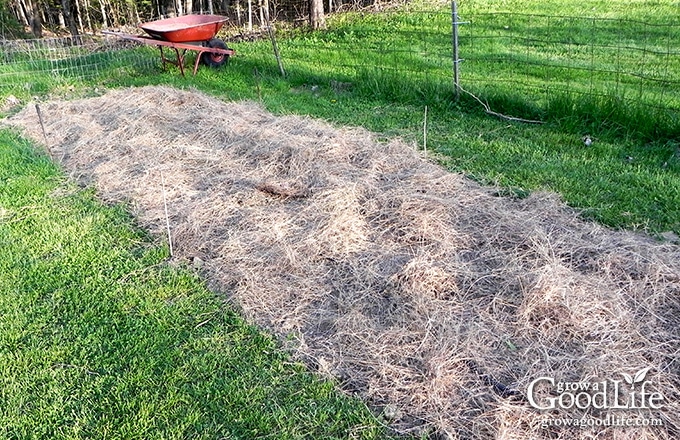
[0,130,391,439]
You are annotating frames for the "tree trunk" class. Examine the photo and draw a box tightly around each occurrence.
[247,0,252,31]
[128,0,139,23]
[110,0,120,27]
[235,0,241,27]
[82,0,92,31]
[41,8,49,28]
[310,0,325,30]
[100,0,108,28]
[61,0,79,37]
[74,0,84,33]
[30,0,42,37]
[15,0,30,26]
[134,1,140,23]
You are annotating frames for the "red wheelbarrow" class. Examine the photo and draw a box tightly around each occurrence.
[103,14,235,76]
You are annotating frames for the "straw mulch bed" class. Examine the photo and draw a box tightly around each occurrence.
[6,86,680,439]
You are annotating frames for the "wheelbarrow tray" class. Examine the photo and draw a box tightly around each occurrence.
[140,15,228,43]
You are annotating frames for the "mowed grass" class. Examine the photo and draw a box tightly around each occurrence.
[0,130,390,439]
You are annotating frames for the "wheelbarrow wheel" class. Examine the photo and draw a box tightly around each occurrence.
[201,38,230,68]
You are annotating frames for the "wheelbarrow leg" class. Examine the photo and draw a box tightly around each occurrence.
[174,48,186,77]
[159,46,168,71]
[193,50,204,76]
[157,45,187,77]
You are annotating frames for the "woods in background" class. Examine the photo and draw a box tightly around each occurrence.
[0,0,385,38]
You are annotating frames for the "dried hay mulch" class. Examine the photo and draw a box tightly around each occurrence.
[6,86,680,439]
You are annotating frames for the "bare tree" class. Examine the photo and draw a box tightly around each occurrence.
[100,0,108,27]
[30,0,42,37]
[61,0,79,37]
[247,0,252,30]
[82,0,92,30]
[310,0,325,29]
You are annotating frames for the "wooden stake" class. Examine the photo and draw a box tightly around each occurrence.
[423,105,428,153]
[160,171,174,258]
[35,103,52,156]
[254,67,262,101]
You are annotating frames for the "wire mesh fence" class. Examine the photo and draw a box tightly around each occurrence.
[461,12,680,113]
[268,7,455,97]
[0,35,157,95]
[1,2,679,130]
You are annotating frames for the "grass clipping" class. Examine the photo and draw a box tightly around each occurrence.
[7,86,680,439]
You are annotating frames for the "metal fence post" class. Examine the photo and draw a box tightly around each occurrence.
[452,0,461,101]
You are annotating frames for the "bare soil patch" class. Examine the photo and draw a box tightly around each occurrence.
[6,86,680,439]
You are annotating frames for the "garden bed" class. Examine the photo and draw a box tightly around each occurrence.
[6,85,680,439]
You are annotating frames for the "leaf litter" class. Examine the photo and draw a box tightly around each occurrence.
[5,85,680,439]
